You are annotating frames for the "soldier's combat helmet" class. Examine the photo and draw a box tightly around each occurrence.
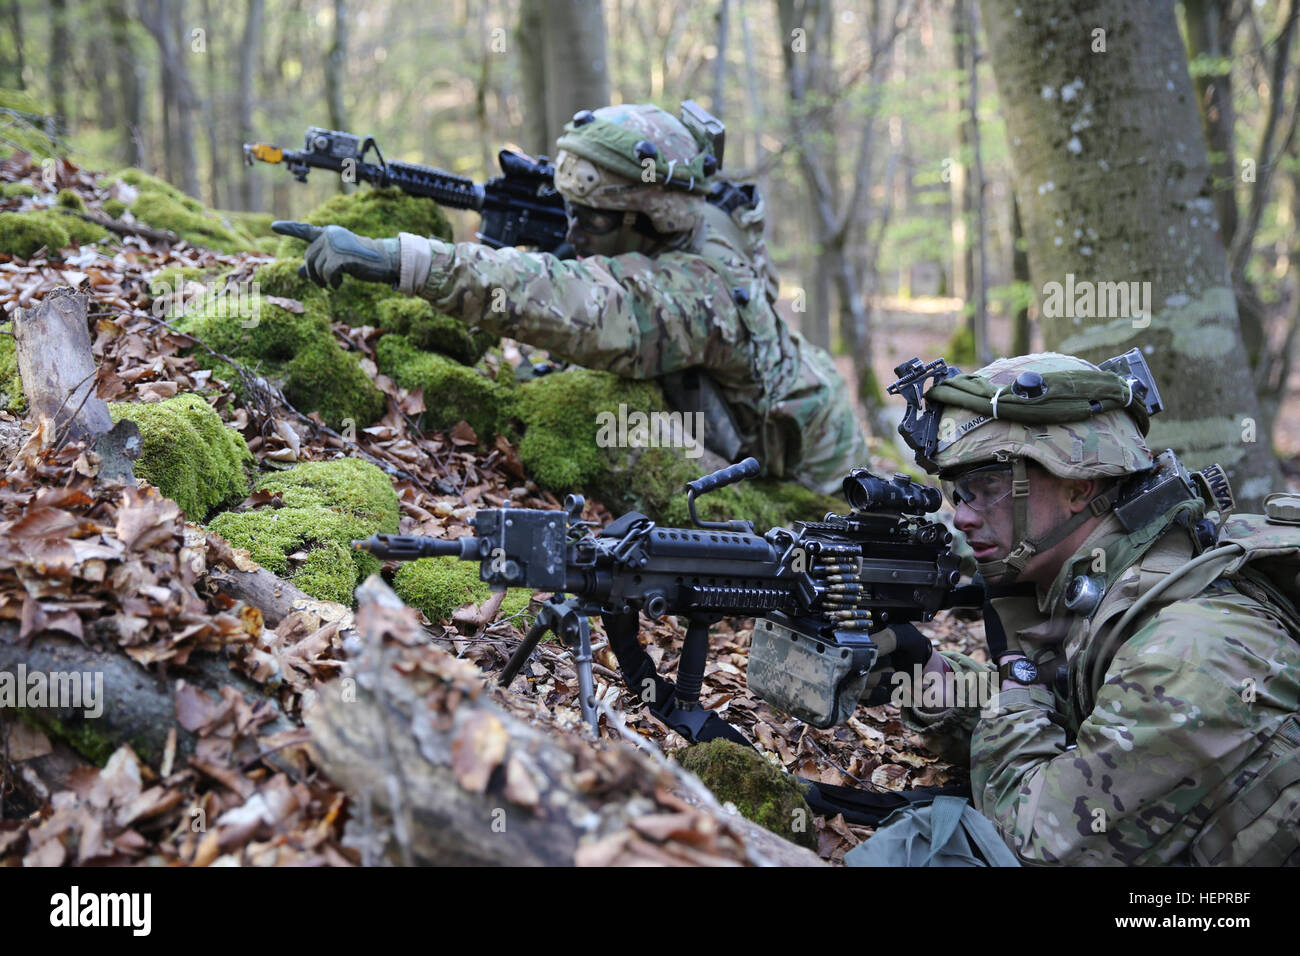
[552,104,717,236]
[889,351,1161,580]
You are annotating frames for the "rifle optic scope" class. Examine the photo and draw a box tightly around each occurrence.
[842,469,942,515]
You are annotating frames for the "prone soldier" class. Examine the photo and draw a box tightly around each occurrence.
[272,102,869,495]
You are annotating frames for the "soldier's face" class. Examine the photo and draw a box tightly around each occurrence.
[564,202,653,257]
[952,463,1100,586]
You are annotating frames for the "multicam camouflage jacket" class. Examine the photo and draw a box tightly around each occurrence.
[397,201,869,495]
[904,503,1300,865]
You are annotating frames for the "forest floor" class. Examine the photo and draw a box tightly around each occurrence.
[0,155,981,866]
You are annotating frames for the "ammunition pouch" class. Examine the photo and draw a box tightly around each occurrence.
[747,618,877,728]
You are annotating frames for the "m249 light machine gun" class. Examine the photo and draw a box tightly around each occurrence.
[355,459,979,743]
[244,126,571,254]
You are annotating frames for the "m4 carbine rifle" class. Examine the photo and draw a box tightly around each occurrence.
[244,127,571,254]
[354,458,978,743]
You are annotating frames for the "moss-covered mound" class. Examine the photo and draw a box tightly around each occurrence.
[510,368,842,529]
[1,182,37,199]
[108,394,252,520]
[393,557,533,623]
[0,330,25,414]
[207,458,400,605]
[677,739,816,849]
[173,280,385,431]
[374,298,493,366]
[112,168,257,254]
[377,334,506,439]
[0,210,70,258]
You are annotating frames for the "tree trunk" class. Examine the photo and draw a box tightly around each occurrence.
[237,0,265,211]
[200,0,225,209]
[712,0,730,116]
[541,0,610,152]
[949,0,973,307]
[110,0,145,167]
[966,0,990,363]
[170,0,202,198]
[1183,0,1239,247]
[1011,192,1031,354]
[516,0,549,156]
[325,0,348,136]
[982,0,1282,507]
[4,0,25,90]
[49,0,70,128]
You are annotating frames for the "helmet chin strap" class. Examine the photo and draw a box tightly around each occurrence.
[976,457,1117,582]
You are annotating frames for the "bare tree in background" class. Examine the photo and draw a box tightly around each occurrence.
[983,0,1282,506]
[777,0,912,439]
[517,0,610,157]
[237,0,265,211]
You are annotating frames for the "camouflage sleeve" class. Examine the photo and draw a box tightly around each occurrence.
[412,238,748,379]
[970,587,1300,865]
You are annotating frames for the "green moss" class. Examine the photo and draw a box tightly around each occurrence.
[393,556,533,622]
[0,330,24,414]
[255,456,400,530]
[149,265,206,296]
[327,274,398,327]
[253,258,326,303]
[377,334,506,440]
[677,739,816,848]
[56,188,85,212]
[1,182,37,198]
[113,167,256,253]
[53,209,110,246]
[15,709,118,767]
[375,298,494,365]
[273,185,453,259]
[0,210,70,257]
[102,197,127,219]
[206,459,399,604]
[174,287,384,430]
[108,393,252,520]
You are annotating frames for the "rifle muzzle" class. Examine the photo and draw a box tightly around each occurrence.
[352,534,481,561]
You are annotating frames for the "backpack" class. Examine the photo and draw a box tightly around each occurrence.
[843,795,1021,867]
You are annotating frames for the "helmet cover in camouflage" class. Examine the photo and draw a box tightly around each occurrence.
[932,352,1153,479]
[554,104,709,235]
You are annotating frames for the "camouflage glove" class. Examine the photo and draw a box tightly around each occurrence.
[271,221,401,289]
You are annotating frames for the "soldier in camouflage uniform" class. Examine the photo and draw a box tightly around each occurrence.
[888,352,1300,865]
[272,103,868,495]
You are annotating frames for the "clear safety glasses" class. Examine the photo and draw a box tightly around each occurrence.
[941,462,1016,513]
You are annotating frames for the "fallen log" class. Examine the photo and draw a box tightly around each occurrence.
[67,209,180,245]
[0,622,293,769]
[306,576,823,867]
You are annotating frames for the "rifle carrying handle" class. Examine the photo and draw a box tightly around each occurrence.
[686,457,760,497]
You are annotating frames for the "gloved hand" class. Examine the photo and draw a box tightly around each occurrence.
[861,621,933,706]
[271,221,401,289]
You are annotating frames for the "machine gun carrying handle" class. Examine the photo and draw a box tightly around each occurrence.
[686,457,760,497]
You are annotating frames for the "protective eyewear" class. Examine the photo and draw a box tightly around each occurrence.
[563,201,625,236]
[941,463,1015,512]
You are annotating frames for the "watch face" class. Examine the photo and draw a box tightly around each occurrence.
[1009,659,1038,683]
[1010,659,1039,683]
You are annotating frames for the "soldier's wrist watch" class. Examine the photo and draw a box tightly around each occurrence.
[998,656,1041,686]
